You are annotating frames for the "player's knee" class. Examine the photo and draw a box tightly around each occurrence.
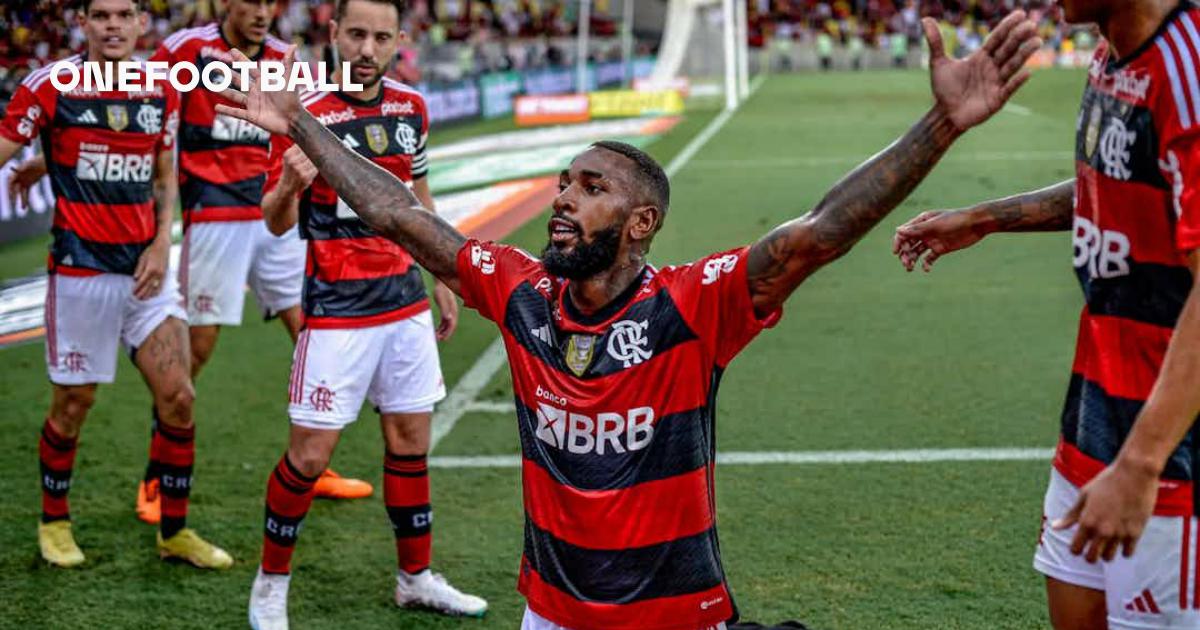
[57,387,96,426]
[158,381,196,422]
[288,446,331,478]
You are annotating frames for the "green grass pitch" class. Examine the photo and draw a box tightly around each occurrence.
[0,68,1086,629]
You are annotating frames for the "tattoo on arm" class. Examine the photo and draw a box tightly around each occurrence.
[973,179,1075,232]
[288,112,465,287]
[747,107,961,313]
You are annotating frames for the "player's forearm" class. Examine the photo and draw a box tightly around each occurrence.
[0,137,26,169]
[261,186,300,236]
[1117,273,1200,477]
[966,179,1075,234]
[803,106,960,258]
[287,111,464,284]
[748,106,961,309]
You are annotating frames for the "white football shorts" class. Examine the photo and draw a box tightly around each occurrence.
[179,220,303,326]
[44,270,187,385]
[1035,467,1200,629]
[286,310,446,429]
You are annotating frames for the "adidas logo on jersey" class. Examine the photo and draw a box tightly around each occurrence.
[76,109,99,124]
[530,324,552,345]
[1123,588,1161,614]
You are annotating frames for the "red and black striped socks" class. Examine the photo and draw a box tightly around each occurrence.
[261,455,318,574]
[39,419,77,523]
[384,453,432,574]
[153,421,194,538]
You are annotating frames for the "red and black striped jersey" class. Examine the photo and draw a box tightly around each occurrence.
[264,80,431,329]
[151,24,288,224]
[1058,5,1200,516]
[456,240,780,630]
[0,55,179,276]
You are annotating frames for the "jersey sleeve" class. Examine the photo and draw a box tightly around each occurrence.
[662,247,781,367]
[1157,76,1200,252]
[0,81,54,146]
[456,239,543,322]
[156,84,181,153]
[412,94,430,179]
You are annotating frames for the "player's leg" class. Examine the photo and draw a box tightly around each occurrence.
[37,272,124,567]
[248,221,372,500]
[371,312,485,617]
[127,274,231,569]
[138,221,254,522]
[1046,578,1107,630]
[1034,468,1108,629]
[1103,515,1198,629]
[250,326,375,630]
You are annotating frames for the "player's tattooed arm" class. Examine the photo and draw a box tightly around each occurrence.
[747,107,961,315]
[892,179,1074,272]
[288,112,465,292]
[746,9,1041,316]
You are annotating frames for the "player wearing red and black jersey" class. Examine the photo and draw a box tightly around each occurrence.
[894,2,1200,627]
[222,10,1039,629]
[244,1,476,628]
[132,0,372,525]
[0,0,230,570]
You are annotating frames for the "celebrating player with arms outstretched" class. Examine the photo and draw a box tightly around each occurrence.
[219,10,1039,629]
[893,0,1200,627]
[0,0,230,569]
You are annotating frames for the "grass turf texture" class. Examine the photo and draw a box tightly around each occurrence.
[0,68,1085,628]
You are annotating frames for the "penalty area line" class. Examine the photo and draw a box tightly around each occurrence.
[428,447,1054,469]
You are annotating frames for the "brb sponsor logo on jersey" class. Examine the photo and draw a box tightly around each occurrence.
[1073,215,1130,280]
[533,385,655,455]
[75,143,153,183]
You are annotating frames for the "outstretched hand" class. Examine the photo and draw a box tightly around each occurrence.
[214,46,304,136]
[926,11,1042,131]
[893,210,987,271]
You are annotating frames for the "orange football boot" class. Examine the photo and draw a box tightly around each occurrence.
[314,469,373,499]
[136,479,161,525]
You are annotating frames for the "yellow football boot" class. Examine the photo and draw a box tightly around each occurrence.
[38,520,85,568]
[157,528,233,569]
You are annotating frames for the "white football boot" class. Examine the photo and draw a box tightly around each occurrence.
[395,569,488,617]
[248,568,291,630]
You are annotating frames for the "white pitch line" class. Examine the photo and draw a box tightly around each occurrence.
[688,150,1073,170]
[464,400,515,414]
[428,447,1054,469]
[1003,103,1033,116]
[428,77,769,453]
[430,337,508,452]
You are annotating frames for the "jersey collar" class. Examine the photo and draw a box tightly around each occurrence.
[558,265,653,332]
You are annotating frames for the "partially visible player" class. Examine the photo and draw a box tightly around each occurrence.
[244,1,476,627]
[893,1,1200,627]
[136,0,372,524]
[0,0,230,569]
[220,9,1039,629]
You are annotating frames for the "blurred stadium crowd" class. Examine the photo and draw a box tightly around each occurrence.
[1,0,1095,102]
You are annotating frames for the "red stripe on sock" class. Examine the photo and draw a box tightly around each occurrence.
[385,454,431,574]
[261,455,317,575]
[39,420,77,521]
[154,423,194,529]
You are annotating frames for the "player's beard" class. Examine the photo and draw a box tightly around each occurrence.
[541,223,622,281]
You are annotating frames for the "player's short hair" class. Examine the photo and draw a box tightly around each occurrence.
[335,0,409,21]
[590,140,671,224]
[78,0,143,11]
